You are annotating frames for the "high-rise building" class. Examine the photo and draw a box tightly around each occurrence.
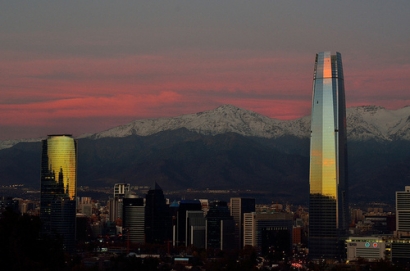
[309,52,349,260]
[186,210,205,248]
[123,196,145,244]
[230,197,255,248]
[396,186,410,234]
[114,183,130,197]
[144,182,172,244]
[40,134,77,252]
[205,201,235,250]
[175,200,202,247]
[109,183,130,223]
[389,187,410,263]
[41,135,77,201]
[243,212,293,255]
[50,198,77,251]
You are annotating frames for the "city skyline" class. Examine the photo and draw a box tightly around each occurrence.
[1,2,410,140]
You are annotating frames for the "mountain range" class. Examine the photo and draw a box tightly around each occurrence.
[85,104,410,142]
[1,104,410,205]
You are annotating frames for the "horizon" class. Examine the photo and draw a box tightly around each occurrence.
[1,2,409,140]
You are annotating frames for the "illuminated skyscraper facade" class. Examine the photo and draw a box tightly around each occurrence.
[41,135,77,201]
[309,52,348,260]
[40,134,77,252]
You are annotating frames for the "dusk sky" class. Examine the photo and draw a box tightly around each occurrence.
[1,1,410,140]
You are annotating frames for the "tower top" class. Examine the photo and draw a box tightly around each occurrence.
[47,134,73,137]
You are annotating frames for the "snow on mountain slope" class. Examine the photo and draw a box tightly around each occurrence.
[88,104,410,142]
[1,105,410,150]
[87,104,310,140]
[0,138,44,150]
[347,105,410,141]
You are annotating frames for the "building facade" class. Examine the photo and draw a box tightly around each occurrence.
[186,210,205,248]
[205,201,235,250]
[123,196,145,244]
[346,237,387,262]
[230,197,255,249]
[144,182,172,244]
[243,212,293,254]
[309,52,349,260]
[109,183,130,222]
[40,134,77,252]
[396,186,410,234]
[176,200,202,247]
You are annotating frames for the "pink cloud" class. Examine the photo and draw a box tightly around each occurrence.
[0,49,409,140]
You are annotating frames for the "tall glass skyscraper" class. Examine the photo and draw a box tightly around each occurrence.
[309,52,348,260]
[40,134,77,252]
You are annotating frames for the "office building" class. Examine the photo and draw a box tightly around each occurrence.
[186,210,205,248]
[144,182,172,244]
[309,52,349,260]
[175,200,202,246]
[114,183,130,197]
[391,240,410,263]
[109,183,130,223]
[230,197,255,248]
[40,134,77,252]
[123,196,145,244]
[50,198,76,251]
[243,212,293,254]
[396,186,410,234]
[388,187,410,262]
[206,201,235,250]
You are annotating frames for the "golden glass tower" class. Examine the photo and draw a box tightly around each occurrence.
[309,52,348,260]
[41,134,77,200]
[40,134,77,252]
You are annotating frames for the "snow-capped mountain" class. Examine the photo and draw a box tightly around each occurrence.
[1,104,410,150]
[87,104,410,142]
[85,104,311,140]
[0,137,44,151]
[346,105,410,141]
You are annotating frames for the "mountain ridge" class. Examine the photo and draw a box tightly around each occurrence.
[77,104,410,142]
[1,104,410,150]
